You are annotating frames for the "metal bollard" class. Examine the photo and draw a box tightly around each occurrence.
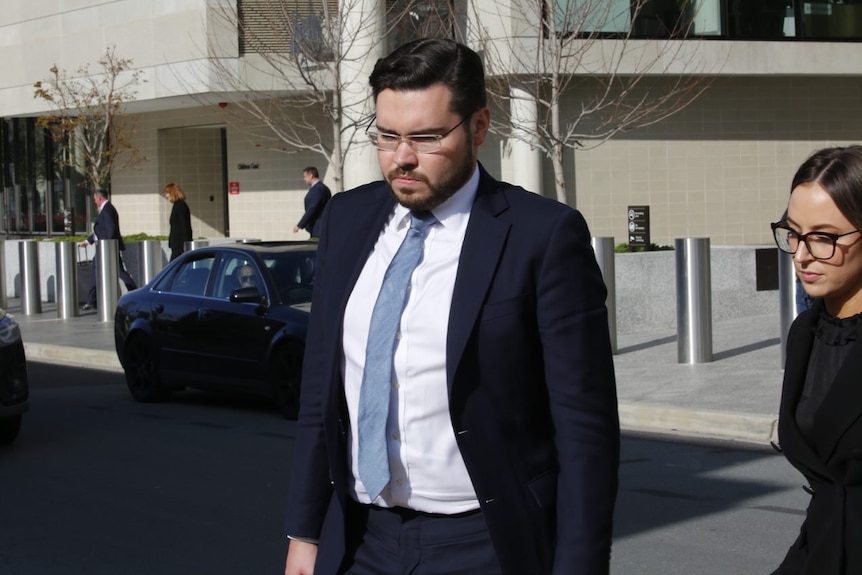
[184,239,209,252]
[675,238,713,364]
[0,239,6,310]
[139,240,164,285]
[18,241,42,315]
[96,239,120,322]
[591,237,617,354]
[55,242,79,319]
[778,251,800,367]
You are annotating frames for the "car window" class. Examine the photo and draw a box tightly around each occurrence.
[213,254,262,299]
[268,251,315,304]
[158,256,215,296]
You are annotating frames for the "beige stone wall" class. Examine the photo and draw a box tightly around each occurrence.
[110,105,336,242]
[572,76,862,246]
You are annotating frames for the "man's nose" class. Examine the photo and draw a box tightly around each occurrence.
[393,140,419,167]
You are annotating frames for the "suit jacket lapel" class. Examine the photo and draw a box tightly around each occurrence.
[779,305,829,477]
[330,185,395,312]
[812,319,862,462]
[446,168,511,390]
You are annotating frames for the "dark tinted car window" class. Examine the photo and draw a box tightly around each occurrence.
[267,251,315,304]
[154,255,215,296]
[213,254,261,299]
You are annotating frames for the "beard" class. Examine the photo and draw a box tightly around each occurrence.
[386,154,476,212]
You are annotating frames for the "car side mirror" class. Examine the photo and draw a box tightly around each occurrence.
[230,286,267,306]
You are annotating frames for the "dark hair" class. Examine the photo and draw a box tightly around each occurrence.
[369,39,486,119]
[791,145,862,231]
[303,167,319,179]
[94,189,109,200]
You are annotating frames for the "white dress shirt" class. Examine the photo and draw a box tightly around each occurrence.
[342,167,480,514]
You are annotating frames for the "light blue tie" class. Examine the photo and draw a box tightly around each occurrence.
[358,211,436,501]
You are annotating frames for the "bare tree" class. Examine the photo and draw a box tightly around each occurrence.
[473,0,716,204]
[199,0,455,193]
[33,46,146,193]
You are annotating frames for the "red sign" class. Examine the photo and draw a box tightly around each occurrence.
[229,181,240,195]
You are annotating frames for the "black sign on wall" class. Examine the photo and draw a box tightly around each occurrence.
[627,205,650,248]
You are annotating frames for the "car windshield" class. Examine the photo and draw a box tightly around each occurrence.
[263,251,316,305]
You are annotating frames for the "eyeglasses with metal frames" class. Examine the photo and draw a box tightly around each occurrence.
[365,115,470,154]
[770,222,861,260]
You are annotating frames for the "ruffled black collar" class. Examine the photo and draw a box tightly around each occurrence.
[814,310,862,346]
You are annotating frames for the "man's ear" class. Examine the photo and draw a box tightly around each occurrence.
[472,108,491,146]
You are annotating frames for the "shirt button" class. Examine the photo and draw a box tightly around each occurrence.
[396,331,402,340]
[392,381,399,390]
[395,479,403,487]
[392,432,400,441]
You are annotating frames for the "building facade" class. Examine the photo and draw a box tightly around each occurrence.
[1,0,861,246]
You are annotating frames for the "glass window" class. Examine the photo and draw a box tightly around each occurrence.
[212,254,261,299]
[801,2,862,39]
[267,251,316,304]
[154,255,215,296]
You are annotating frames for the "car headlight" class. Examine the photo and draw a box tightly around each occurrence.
[0,311,22,348]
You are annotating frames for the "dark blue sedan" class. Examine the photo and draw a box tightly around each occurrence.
[114,242,316,419]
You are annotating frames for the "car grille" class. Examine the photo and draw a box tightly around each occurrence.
[0,341,28,406]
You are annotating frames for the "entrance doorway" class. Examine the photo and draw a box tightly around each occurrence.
[158,126,228,238]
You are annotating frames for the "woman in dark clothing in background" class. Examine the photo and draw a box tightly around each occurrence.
[770,145,862,575]
[164,182,192,261]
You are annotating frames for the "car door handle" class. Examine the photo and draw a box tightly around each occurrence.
[153,304,164,314]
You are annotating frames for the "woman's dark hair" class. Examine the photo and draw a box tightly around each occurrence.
[791,145,862,231]
[369,39,486,119]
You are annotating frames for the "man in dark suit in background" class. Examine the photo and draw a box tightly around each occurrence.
[284,39,619,575]
[293,166,331,239]
[78,189,137,310]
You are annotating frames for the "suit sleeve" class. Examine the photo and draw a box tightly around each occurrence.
[537,208,620,574]
[297,185,328,230]
[284,202,337,539]
[90,206,119,244]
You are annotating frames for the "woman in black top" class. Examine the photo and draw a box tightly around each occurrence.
[770,145,862,575]
[164,182,192,261]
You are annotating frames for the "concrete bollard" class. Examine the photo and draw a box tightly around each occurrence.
[184,240,209,252]
[18,241,42,315]
[675,237,713,364]
[96,239,120,322]
[591,237,617,354]
[139,240,164,285]
[55,242,79,319]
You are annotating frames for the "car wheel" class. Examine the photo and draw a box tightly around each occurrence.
[123,334,171,403]
[0,415,22,445]
[271,341,303,420]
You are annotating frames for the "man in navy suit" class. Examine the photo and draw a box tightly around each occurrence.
[284,39,619,575]
[294,166,332,239]
[78,189,137,310]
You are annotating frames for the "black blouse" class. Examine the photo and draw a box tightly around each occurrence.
[796,311,862,442]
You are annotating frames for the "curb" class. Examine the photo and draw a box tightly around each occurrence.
[24,342,123,374]
[619,402,778,446]
[23,342,780,446]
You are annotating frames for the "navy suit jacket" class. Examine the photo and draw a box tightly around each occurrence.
[298,181,332,238]
[87,200,125,250]
[773,299,862,575]
[285,165,620,575]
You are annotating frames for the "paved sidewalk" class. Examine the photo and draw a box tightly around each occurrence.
[7,299,785,446]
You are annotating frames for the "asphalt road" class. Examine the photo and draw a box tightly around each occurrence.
[1,363,809,574]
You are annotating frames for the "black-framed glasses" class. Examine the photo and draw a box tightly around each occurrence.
[771,222,861,260]
[365,115,470,154]
[239,274,255,283]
